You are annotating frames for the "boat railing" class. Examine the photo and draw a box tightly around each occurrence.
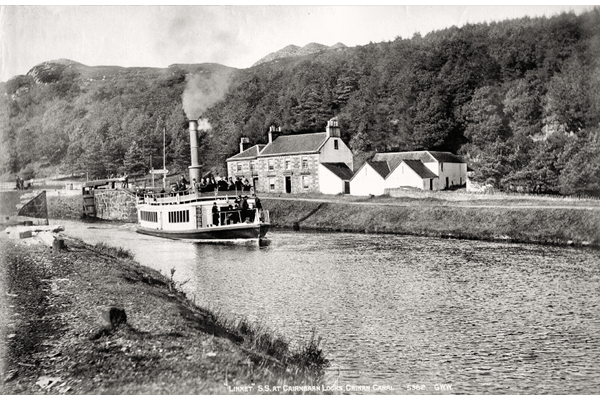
[137,190,259,206]
[138,190,214,205]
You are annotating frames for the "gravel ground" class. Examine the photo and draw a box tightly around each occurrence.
[0,235,324,394]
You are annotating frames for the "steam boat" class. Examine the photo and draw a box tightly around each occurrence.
[135,119,270,241]
[135,190,270,241]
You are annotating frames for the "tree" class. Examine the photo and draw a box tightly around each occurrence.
[462,86,508,146]
[544,58,592,133]
[558,133,600,196]
[123,140,146,175]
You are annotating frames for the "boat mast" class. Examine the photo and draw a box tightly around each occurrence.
[163,126,166,190]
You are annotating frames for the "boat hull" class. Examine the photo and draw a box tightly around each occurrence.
[136,223,269,241]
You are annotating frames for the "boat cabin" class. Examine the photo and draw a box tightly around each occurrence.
[136,191,269,232]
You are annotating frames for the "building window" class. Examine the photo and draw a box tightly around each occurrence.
[302,157,308,169]
[302,175,310,189]
[237,162,242,172]
[440,163,444,172]
[250,160,256,171]
[268,159,274,170]
[269,177,276,191]
[285,159,291,170]
[334,139,339,150]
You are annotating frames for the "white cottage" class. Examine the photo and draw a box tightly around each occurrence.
[349,160,391,196]
[349,151,467,196]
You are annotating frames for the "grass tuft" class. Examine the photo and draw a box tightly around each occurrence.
[93,242,134,259]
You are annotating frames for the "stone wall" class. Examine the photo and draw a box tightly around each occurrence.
[94,189,138,222]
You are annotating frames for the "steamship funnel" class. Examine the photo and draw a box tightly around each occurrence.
[188,120,201,183]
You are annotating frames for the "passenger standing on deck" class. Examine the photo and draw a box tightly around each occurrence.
[254,195,263,222]
[179,175,188,191]
[212,202,219,226]
[254,195,262,211]
[241,196,249,222]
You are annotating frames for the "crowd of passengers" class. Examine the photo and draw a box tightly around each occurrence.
[169,175,252,194]
[211,194,263,226]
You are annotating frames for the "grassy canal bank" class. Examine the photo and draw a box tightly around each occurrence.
[0,235,328,395]
[262,193,600,248]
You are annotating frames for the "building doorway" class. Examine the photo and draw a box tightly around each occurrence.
[445,177,449,189]
[285,176,292,193]
[253,177,259,193]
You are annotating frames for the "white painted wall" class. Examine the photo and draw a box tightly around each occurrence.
[433,162,466,189]
[349,164,385,196]
[385,162,431,190]
[318,164,345,194]
[319,137,354,171]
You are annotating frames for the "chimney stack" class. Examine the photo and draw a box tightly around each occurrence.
[239,137,250,153]
[268,126,274,143]
[326,118,341,138]
[188,120,201,183]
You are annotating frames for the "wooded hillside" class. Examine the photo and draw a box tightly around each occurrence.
[2,9,600,195]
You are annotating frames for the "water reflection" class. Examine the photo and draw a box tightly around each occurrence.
[56,220,600,394]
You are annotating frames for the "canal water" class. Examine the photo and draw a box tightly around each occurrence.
[56,220,600,395]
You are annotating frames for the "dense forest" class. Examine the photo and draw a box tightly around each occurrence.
[1,9,600,195]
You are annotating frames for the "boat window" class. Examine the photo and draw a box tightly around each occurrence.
[168,210,190,223]
[140,211,157,222]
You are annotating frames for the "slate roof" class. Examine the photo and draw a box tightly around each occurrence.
[321,163,354,180]
[258,132,329,157]
[363,160,391,179]
[403,160,438,179]
[372,151,465,169]
[226,144,266,161]
[426,151,466,164]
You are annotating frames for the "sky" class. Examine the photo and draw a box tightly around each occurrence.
[0,3,597,82]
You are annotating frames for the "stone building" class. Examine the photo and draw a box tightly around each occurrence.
[226,118,354,194]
